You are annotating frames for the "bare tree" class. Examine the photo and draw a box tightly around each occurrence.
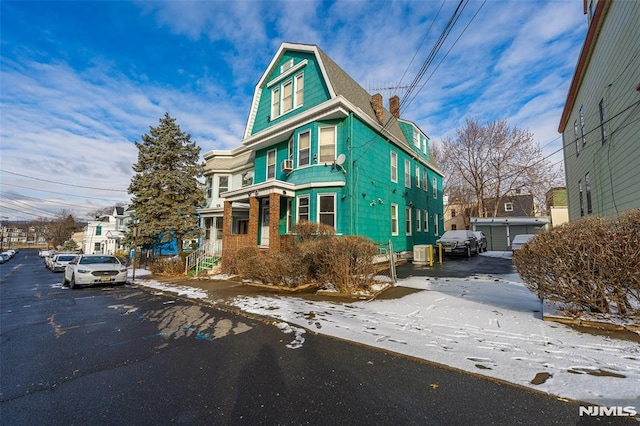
[44,210,82,248]
[441,118,561,218]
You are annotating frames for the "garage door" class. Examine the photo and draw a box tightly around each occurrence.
[477,225,509,251]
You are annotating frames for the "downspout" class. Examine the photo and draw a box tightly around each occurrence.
[348,112,355,235]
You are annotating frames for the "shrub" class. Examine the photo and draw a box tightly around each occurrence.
[148,256,185,275]
[299,235,378,292]
[236,248,307,287]
[294,220,335,243]
[514,208,640,318]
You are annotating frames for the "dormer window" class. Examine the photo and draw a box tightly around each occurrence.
[271,73,304,119]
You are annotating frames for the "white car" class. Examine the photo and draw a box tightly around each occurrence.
[52,254,78,272]
[63,254,128,289]
[511,234,536,252]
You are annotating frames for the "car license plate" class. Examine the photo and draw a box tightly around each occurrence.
[445,248,452,253]
[100,276,112,282]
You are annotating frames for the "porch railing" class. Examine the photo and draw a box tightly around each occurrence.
[184,240,222,275]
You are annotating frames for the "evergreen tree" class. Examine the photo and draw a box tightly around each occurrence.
[128,113,203,255]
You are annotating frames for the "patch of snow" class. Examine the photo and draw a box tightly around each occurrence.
[275,321,306,349]
[135,279,207,299]
[231,273,640,407]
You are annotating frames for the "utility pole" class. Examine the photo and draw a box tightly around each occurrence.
[130,222,139,284]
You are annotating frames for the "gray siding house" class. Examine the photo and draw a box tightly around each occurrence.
[558,0,640,221]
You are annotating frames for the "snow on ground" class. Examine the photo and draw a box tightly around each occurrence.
[230,273,640,407]
[132,278,208,299]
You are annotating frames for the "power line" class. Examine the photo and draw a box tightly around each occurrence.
[0,169,126,192]
[0,204,53,218]
[1,182,129,202]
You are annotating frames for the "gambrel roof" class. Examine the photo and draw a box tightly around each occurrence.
[244,43,406,147]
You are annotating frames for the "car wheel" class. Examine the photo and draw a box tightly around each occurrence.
[69,275,76,290]
[62,275,69,287]
[467,246,471,258]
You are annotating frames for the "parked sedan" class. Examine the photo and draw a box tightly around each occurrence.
[436,230,479,257]
[473,231,488,253]
[63,254,128,289]
[52,254,78,272]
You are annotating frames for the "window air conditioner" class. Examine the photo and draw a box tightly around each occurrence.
[281,159,293,172]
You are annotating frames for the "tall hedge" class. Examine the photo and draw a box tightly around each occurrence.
[514,209,640,318]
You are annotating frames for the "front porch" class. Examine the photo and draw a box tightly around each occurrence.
[221,181,296,272]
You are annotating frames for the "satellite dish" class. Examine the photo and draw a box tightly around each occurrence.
[335,153,346,166]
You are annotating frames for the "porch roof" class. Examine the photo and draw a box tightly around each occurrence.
[222,180,297,202]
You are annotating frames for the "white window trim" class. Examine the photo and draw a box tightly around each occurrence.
[405,207,412,236]
[423,210,429,232]
[391,204,398,236]
[504,202,514,212]
[390,151,398,183]
[318,125,337,163]
[422,170,427,191]
[416,209,421,232]
[269,70,305,119]
[317,193,336,229]
[415,166,420,188]
[405,159,411,188]
[217,175,230,198]
[434,213,439,236]
[266,149,277,180]
[297,130,311,168]
[432,177,437,199]
[267,59,308,88]
[297,195,310,223]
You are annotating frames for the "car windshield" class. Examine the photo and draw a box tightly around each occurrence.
[440,231,469,239]
[79,256,120,265]
[57,255,76,261]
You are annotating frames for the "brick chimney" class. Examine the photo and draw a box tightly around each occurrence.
[389,95,400,119]
[371,93,383,124]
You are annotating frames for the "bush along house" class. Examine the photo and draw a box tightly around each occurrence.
[198,43,443,272]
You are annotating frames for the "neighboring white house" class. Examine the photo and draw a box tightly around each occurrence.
[197,147,254,254]
[82,206,132,255]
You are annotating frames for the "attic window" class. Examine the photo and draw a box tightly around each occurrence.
[504,202,514,212]
[280,59,294,73]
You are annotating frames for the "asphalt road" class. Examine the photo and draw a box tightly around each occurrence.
[1,250,633,425]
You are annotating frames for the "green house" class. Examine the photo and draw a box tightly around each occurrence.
[199,43,443,268]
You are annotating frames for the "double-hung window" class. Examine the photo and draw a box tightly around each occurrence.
[270,72,304,118]
[578,180,584,217]
[267,149,276,180]
[404,160,411,188]
[416,210,421,232]
[282,80,293,114]
[318,194,336,228]
[432,178,437,199]
[298,131,310,167]
[504,202,514,212]
[415,166,420,188]
[574,119,580,156]
[297,196,309,223]
[390,151,398,183]
[391,204,398,236]
[423,210,429,232]
[319,126,336,163]
[599,98,607,143]
[422,170,427,191]
[405,207,412,235]
[218,175,229,197]
[580,105,586,146]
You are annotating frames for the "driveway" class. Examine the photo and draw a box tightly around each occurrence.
[397,251,515,279]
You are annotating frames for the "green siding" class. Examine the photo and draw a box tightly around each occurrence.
[252,52,331,135]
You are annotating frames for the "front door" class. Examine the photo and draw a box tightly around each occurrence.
[260,198,270,246]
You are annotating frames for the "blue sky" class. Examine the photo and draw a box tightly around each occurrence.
[0,0,587,221]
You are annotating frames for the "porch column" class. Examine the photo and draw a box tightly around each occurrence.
[221,201,234,272]
[269,192,281,252]
[249,196,259,245]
